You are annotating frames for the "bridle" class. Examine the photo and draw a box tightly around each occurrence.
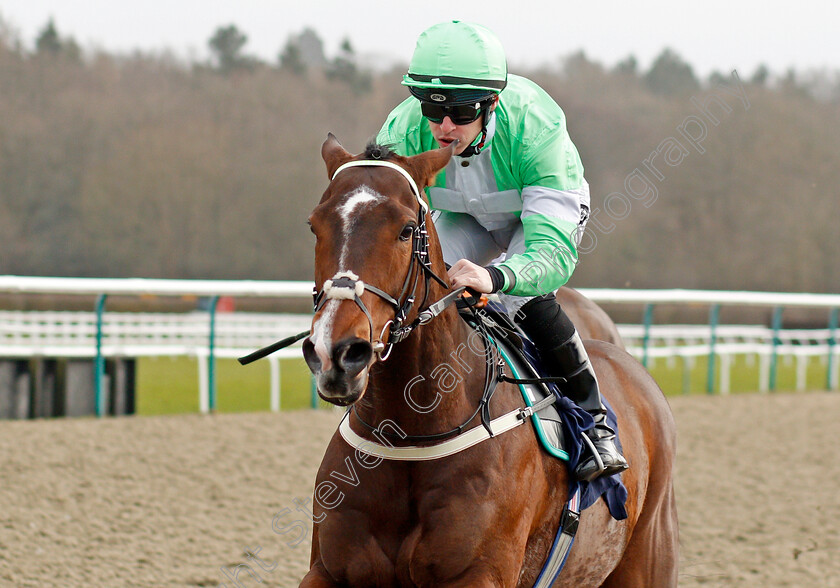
[319,160,508,445]
[311,159,464,361]
[237,157,464,367]
[239,155,549,450]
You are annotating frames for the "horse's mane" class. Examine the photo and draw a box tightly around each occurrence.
[363,142,398,161]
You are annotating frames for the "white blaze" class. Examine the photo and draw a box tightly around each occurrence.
[312,186,384,366]
[337,187,383,267]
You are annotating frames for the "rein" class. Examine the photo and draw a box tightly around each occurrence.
[239,157,562,453]
[239,155,563,447]
[350,302,501,443]
[344,305,567,453]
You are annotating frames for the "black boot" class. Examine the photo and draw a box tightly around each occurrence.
[515,295,629,482]
[546,331,629,482]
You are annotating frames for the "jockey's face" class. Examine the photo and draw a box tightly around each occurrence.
[427,96,498,156]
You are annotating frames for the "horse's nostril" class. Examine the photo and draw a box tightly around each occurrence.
[334,339,373,377]
[345,341,372,366]
[302,337,321,373]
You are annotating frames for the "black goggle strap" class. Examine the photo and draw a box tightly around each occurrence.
[460,108,493,158]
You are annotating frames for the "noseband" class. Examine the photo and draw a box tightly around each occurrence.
[237,158,463,367]
[312,159,459,360]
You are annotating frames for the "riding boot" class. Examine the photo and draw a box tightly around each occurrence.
[544,330,629,482]
[514,295,628,482]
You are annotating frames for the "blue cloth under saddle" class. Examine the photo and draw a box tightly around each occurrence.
[516,333,628,521]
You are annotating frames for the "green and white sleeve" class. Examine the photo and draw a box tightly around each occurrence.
[497,125,588,297]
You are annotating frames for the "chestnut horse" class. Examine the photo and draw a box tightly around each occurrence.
[300,135,677,587]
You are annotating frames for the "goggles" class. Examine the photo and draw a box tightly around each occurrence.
[420,99,490,125]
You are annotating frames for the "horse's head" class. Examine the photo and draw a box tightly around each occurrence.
[303,134,455,405]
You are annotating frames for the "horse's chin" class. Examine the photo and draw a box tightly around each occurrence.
[316,368,369,406]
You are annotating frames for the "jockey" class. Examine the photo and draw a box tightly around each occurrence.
[377,20,628,482]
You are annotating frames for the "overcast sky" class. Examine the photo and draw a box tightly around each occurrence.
[1,1,838,78]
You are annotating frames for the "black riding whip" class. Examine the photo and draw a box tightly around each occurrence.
[237,330,309,365]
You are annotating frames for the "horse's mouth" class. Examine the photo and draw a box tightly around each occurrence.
[315,368,369,406]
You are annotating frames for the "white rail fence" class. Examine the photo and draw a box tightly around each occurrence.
[1,312,835,398]
[1,276,838,417]
[619,324,838,394]
[0,310,312,413]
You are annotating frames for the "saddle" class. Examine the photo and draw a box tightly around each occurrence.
[457,299,571,460]
[457,298,628,520]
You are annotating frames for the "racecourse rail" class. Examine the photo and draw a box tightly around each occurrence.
[1,276,838,416]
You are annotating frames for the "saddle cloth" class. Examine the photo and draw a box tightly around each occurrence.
[465,303,628,520]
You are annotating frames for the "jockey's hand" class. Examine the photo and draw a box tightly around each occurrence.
[448,259,493,294]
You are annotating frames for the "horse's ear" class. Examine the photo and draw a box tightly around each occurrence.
[322,133,354,179]
[405,142,457,188]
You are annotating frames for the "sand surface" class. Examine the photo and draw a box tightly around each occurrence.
[1,392,839,587]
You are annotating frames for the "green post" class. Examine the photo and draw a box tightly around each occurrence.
[94,294,108,417]
[827,308,838,391]
[208,296,219,412]
[706,304,720,395]
[642,303,654,368]
[769,306,783,392]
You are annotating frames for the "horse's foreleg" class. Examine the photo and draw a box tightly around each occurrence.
[299,562,340,587]
[602,481,679,587]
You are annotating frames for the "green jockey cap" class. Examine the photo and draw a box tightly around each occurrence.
[402,21,508,102]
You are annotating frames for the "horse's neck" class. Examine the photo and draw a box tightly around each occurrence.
[357,307,488,435]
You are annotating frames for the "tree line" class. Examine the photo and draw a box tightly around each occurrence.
[1,19,839,294]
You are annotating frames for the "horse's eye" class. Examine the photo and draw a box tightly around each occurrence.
[399,224,416,242]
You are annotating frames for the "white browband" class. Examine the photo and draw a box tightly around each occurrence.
[332,160,429,214]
